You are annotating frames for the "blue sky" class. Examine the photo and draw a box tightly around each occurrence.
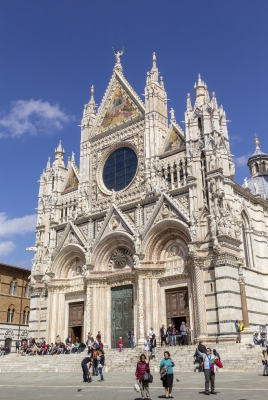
[0,0,268,268]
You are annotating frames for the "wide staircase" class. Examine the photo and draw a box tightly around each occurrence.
[0,344,263,373]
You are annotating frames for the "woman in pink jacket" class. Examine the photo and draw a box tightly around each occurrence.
[135,353,150,399]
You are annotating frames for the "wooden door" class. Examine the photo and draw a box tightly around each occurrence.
[166,288,189,326]
[68,302,84,342]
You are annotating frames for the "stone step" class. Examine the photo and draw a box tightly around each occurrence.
[0,344,262,373]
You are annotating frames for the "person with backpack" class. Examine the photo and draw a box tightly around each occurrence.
[135,353,150,399]
[81,356,92,383]
[197,346,216,395]
[160,351,174,399]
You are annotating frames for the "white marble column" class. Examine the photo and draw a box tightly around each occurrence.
[137,275,145,346]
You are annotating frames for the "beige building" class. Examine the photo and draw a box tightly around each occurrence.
[0,263,30,350]
[28,52,268,347]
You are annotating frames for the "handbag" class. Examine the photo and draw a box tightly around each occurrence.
[214,359,223,368]
[142,372,153,383]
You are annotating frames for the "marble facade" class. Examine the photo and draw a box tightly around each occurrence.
[28,52,268,347]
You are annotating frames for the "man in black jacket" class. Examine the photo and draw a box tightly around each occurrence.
[160,325,167,346]
[81,356,92,383]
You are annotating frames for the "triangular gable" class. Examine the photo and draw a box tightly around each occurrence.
[162,123,185,154]
[92,70,145,137]
[93,203,136,250]
[142,192,190,241]
[63,165,79,192]
[53,221,87,260]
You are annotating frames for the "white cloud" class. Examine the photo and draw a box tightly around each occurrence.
[233,153,251,167]
[0,213,37,237]
[0,241,15,257]
[0,99,73,138]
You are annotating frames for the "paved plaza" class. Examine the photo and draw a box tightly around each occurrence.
[0,371,267,399]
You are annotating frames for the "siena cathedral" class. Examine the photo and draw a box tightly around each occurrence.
[29,52,268,347]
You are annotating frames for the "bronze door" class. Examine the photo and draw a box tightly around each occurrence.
[68,302,84,343]
[111,285,133,349]
[166,288,189,329]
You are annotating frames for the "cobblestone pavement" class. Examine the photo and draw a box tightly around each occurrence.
[0,372,267,399]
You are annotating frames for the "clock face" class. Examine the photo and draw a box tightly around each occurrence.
[103,147,137,192]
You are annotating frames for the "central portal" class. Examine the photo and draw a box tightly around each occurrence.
[111,285,133,349]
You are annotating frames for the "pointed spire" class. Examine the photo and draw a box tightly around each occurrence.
[87,85,96,115]
[160,76,164,88]
[187,93,192,110]
[46,157,51,170]
[152,52,157,69]
[67,156,71,168]
[150,52,158,82]
[71,151,75,164]
[53,140,65,168]
[169,108,176,123]
[211,91,218,108]
[194,73,207,106]
[55,140,64,155]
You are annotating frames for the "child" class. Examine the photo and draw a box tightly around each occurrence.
[118,337,123,352]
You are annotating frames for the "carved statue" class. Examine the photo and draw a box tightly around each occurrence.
[113,46,124,64]
[111,216,119,230]
[38,213,43,226]
[145,178,152,193]
[209,153,216,170]
[161,204,170,218]
[229,161,235,175]
[210,178,217,195]
[189,219,197,241]
[68,231,74,243]
[209,215,217,237]
[133,254,140,269]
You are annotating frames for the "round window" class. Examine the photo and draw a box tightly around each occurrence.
[103,147,138,191]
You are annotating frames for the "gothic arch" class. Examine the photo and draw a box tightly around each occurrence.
[92,231,135,271]
[53,244,86,278]
[142,219,190,262]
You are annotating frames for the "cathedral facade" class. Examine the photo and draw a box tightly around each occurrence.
[29,53,268,347]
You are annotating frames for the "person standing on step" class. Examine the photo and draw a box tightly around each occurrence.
[197,346,216,395]
[81,356,92,383]
[149,334,157,360]
[180,322,187,346]
[131,332,136,348]
[167,324,172,346]
[127,331,132,348]
[144,336,151,359]
[118,336,123,352]
[98,349,105,382]
[261,349,268,376]
[160,351,174,399]
[135,353,151,399]
[160,325,167,346]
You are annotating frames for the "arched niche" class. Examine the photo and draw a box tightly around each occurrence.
[53,244,86,279]
[142,219,190,263]
[92,231,135,272]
